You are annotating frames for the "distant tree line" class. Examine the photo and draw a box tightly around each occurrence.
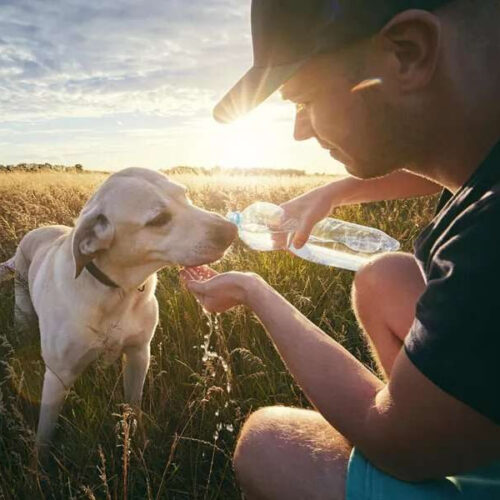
[162,165,316,176]
[0,163,84,173]
[0,163,327,176]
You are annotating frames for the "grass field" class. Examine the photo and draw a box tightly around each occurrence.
[0,171,438,499]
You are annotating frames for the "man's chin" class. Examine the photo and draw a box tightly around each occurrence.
[341,159,365,178]
[329,148,363,175]
[329,147,349,164]
[342,157,395,180]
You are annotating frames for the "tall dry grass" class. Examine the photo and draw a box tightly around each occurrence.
[0,171,437,499]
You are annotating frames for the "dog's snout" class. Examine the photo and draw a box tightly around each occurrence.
[210,220,237,248]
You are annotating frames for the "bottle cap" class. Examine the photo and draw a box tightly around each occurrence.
[226,211,241,226]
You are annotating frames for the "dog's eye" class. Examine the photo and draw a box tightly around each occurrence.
[146,212,172,227]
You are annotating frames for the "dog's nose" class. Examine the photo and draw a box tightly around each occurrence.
[210,219,237,248]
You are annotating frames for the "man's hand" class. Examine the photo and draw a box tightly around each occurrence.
[180,266,259,313]
[279,184,337,249]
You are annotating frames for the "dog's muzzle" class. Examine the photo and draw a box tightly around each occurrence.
[209,220,238,249]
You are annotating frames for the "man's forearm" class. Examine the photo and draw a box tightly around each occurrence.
[326,170,441,207]
[245,275,384,445]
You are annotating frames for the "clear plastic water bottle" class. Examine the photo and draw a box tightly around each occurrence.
[226,201,400,271]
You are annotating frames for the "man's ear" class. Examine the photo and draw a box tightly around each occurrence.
[72,209,115,278]
[378,9,441,92]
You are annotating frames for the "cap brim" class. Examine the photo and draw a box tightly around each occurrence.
[213,61,305,124]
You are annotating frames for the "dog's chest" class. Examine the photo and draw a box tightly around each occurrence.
[87,307,150,366]
[56,286,158,369]
[88,321,127,365]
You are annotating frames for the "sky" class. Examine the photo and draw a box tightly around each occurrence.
[0,0,346,174]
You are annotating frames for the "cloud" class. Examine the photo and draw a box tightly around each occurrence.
[0,0,345,174]
[0,0,252,122]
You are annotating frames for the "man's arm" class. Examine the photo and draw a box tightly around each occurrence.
[325,170,442,206]
[243,275,500,481]
[281,170,441,248]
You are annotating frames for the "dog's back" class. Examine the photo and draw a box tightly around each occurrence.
[9,225,72,330]
[1,225,71,282]
[14,225,70,283]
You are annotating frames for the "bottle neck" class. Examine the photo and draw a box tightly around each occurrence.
[226,211,241,226]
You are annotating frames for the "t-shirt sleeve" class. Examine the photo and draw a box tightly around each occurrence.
[404,192,500,424]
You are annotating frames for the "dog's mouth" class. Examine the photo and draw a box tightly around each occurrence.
[177,242,233,268]
[179,255,223,268]
[182,265,212,274]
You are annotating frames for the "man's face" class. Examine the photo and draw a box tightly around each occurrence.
[280,47,422,179]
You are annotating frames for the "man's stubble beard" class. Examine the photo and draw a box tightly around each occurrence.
[350,94,430,179]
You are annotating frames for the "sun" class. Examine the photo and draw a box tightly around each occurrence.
[210,102,292,169]
[199,97,345,175]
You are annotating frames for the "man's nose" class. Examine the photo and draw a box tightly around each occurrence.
[294,106,315,141]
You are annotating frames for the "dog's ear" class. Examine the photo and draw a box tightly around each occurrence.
[72,211,115,278]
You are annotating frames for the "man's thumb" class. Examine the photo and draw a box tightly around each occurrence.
[187,280,207,294]
[292,220,313,249]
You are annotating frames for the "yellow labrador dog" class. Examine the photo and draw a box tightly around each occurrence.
[0,167,236,451]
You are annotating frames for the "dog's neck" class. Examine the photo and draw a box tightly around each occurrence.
[87,254,158,293]
[85,262,121,289]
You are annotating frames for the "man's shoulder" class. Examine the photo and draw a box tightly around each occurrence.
[433,141,500,239]
[451,183,500,228]
[445,184,500,242]
[414,183,500,278]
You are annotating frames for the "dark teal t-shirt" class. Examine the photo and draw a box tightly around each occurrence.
[404,141,500,424]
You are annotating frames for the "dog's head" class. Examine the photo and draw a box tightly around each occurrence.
[72,168,237,278]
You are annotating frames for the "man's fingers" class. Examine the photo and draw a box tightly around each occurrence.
[271,231,289,250]
[292,221,314,249]
[180,271,210,297]
[180,266,218,283]
[180,269,197,284]
[292,233,307,249]
[180,276,208,306]
[199,266,218,279]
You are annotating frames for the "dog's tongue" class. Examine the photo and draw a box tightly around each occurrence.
[181,265,213,280]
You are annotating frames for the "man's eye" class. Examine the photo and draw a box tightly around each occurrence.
[146,212,172,227]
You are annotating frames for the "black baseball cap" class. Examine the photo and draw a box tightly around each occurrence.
[213,0,454,123]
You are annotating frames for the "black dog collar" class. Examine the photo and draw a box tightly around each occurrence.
[84,262,146,292]
[85,262,120,288]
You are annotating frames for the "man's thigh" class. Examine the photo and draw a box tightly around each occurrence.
[233,406,352,500]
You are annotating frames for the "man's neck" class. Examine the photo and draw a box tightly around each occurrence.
[411,121,500,194]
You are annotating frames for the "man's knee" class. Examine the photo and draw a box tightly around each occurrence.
[233,406,283,486]
[233,407,350,499]
[352,253,422,316]
[353,253,407,300]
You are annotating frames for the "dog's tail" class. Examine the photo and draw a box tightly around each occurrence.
[0,256,15,283]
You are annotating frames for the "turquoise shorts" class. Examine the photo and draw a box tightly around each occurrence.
[346,448,500,499]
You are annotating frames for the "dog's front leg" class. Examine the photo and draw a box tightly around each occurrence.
[123,343,151,446]
[123,343,151,407]
[36,367,74,455]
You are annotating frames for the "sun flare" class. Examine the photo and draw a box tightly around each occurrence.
[210,103,292,170]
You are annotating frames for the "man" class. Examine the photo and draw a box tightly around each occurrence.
[181,0,500,498]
